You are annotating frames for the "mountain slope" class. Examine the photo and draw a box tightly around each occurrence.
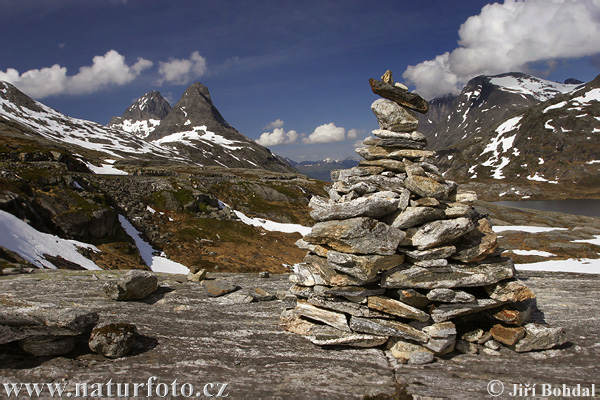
[109,82,295,173]
[0,81,181,168]
[436,74,600,199]
[108,91,171,138]
[420,72,581,150]
[0,81,295,173]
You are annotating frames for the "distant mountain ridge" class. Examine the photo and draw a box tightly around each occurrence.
[419,72,582,151]
[108,91,171,138]
[433,73,600,199]
[0,80,295,173]
[291,157,360,181]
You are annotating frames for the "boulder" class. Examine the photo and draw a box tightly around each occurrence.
[358,159,406,172]
[490,324,525,346]
[304,254,372,287]
[371,98,419,132]
[451,218,498,263]
[405,175,453,200]
[203,279,240,297]
[372,129,426,142]
[485,279,536,302]
[430,298,506,323]
[369,78,429,113]
[309,191,401,221]
[103,270,158,301]
[326,251,405,281]
[511,323,567,352]
[381,259,515,289]
[305,217,405,256]
[88,322,138,358]
[411,218,474,250]
[388,207,446,229]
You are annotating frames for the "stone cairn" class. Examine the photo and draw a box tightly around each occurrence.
[281,71,566,362]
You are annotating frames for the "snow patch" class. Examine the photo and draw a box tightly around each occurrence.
[154,125,244,151]
[511,249,556,257]
[493,225,568,234]
[118,215,189,274]
[233,210,311,236]
[516,258,599,274]
[527,173,558,184]
[85,161,128,175]
[490,76,578,102]
[543,101,567,113]
[0,210,100,270]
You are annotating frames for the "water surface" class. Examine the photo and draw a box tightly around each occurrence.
[494,199,600,217]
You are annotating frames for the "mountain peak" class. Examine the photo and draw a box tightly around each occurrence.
[122,90,171,121]
[146,82,231,140]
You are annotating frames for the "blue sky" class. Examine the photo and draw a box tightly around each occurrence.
[1,0,599,161]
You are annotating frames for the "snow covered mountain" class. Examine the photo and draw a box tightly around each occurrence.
[0,81,183,173]
[0,81,295,173]
[436,73,600,199]
[108,90,171,138]
[420,72,582,150]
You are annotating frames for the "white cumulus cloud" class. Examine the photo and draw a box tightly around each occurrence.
[0,50,152,98]
[302,123,346,144]
[157,51,208,85]
[403,0,600,99]
[256,127,299,146]
[263,118,284,130]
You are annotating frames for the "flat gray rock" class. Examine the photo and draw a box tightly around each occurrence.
[103,270,158,301]
[306,217,405,256]
[309,191,401,222]
[411,218,474,250]
[371,98,419,132]
[1,270,597,399]
[381,258,515,289]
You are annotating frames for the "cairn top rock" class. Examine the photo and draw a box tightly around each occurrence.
[369,78,429,114]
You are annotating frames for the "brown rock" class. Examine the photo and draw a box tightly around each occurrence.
[367,296,430,322]
[294,300,351,332]
[491,303,532,326]
[369,78,429,113]
[381,70,394,84]
[490,324,525,346]
[203,279,240,297]
[397,289,431,310]
[451,218,498,263]
[485,279,536,302]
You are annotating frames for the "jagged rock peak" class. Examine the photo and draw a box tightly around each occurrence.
[122,91,171,121]
[146,82,232,141]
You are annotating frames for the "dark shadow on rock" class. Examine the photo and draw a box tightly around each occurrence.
[128,333,158,356]
[526,299,547,324]
[141,285,175,304]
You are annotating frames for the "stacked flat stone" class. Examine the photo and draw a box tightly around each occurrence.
[281,71,566,360]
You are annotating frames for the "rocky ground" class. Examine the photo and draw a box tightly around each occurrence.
[0,270,598,399]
